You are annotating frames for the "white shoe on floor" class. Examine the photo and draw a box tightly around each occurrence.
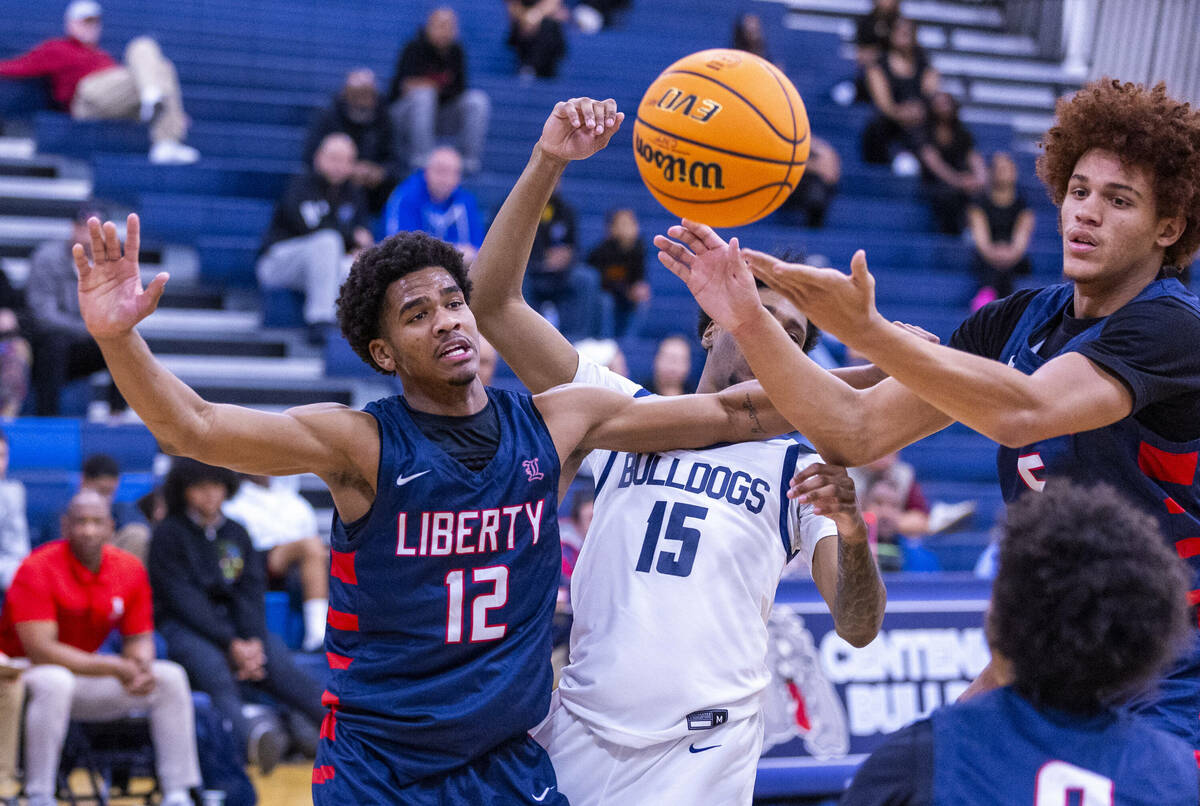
[928,500,977,534]
[149,139,200,164]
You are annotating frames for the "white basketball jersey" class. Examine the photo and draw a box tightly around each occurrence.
[558,358,837,748]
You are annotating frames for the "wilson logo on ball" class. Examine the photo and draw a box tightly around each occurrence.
[633,48,810,227]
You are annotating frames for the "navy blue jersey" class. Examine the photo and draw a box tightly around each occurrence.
[842,687,1197,805]
[320,388,562,786]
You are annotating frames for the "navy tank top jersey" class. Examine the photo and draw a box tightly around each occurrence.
[995,279,1200,593]
[932,687,1197,805]
[322,388,562,784]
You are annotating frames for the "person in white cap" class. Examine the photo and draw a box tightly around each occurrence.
[0,1,200,164]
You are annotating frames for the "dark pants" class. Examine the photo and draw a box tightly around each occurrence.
[972,251,1031,298]
[159,621,327,754]
[861,114,918,164]
[524,266,602,340]
[780,172,837,228]
[925,180,969,235]
[508,18,567,77]
[32,326,125,416]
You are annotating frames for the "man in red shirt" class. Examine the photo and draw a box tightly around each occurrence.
[0,489,201,806]
[0,0,199,164]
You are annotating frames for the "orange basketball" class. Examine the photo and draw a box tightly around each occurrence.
[633,48,810,227]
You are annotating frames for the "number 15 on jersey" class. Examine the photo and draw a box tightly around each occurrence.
[636,501,709,578]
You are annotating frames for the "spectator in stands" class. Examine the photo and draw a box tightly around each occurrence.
[148,458,325,773]
[842,482,1196,804]
[79,453,150,562]
[223,475,328,653]
[850,450,976,538]
[779,136,841,228]
[0,270,30,418]
[304,68,400,214]
[918,91,987,234]
[527,184,601,338]
[387,8,491,175]
[967,152,1035,308]
[645,334,693,396]
[0,428,30,593]
[863,478,940,572]
[506,0,569,80]
[0,652,19,805]
[553,488,592,670]
[27,204,126,417]
[732,13,772,63]
[0,489,202,806]
[257,132,373,346]
[383,145,483,266]
[853,0,901,81]
[0,1,198,164]
[586,207,649,337]
[861,17,938,166]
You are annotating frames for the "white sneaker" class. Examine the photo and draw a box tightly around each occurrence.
[928,500,977,534]
[149,139,200,165]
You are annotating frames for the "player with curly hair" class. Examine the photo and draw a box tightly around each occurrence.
[70,97,811,805]
[657,76,1200,748]
[841,480,1197,804]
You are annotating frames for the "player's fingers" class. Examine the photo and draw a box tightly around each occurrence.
[139,272,169,318]
[589,100,606,133]
[574,97,595,129]
[102,220,122,263]
[656,250,691,280]
[680,219,726,251]
[601,98,618,127]
[557,100,580,127]
[72,243,91,279]
[88,218,106,265]
[125,213,140,264]
[653,234,695,262]
[850,249,870,281]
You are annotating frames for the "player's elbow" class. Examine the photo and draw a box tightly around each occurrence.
[837,624,879,649]
[992,409,1048,449]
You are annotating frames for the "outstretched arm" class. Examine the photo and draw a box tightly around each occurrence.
[743,249,1132,447]
[77,216,377,518]
[469,98,625,393]
[799,464,886,648]
[656,222,949,465]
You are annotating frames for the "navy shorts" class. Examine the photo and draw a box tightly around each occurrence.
[1130,643,1200,755]
[312,726,568,805]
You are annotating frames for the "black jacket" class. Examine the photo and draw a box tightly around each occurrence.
[386,29,468,105]
[260,172,369,254]
[148,514,267,648]
[303,96,397,172]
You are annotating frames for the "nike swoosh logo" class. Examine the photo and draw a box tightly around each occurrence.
[532,786,553,802]
[395,470,431,487]
[689,743,721,753]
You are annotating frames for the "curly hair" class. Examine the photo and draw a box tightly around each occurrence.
[697,249,820,353]
[336,231,472,374]
[989,480,1191,713]
[1037,79,1200,268]
[162,457,240,517]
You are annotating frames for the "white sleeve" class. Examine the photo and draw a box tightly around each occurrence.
[788,499,839,571]
[572,355,648,478]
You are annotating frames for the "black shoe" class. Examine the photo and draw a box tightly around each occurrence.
[246,715,286,775]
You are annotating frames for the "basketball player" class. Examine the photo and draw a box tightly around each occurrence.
[468,101,886,804]
[657,79,1200,748]
[73,99,796,806]
[842,480,1197,805]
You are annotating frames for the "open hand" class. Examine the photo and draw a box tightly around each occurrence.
[654,219,762,334]
[75,214,168,341]
[743,248,885,349]
[538,98,625,162]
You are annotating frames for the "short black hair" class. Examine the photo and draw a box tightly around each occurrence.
[162,457,240,517]
[336,231,472,374]
[989,481,1191,713]
[695,250,820,353]
[81,453,120,479]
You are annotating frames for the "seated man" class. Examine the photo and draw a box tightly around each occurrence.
[304,68,400,214]
[0,1,198,164]
[257,132,373,345]
[0,490,201,806]
[387,7,490,174]
[842,481,1197,803]
[223,474,329,652]
[148,458,326,773]
[382,145,483,266]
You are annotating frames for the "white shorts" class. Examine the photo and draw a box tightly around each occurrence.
[531,691,764,806]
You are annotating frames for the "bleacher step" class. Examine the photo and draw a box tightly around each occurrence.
[138,308,259,335]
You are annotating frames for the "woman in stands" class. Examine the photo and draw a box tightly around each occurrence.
[657,78,1200,753]
[860,17,939,165]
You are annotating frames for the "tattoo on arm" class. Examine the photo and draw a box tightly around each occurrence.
[835,536,886,646]
[742,393,764,434]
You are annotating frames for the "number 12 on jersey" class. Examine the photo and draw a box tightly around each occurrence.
[444,565,508,644]
[635,501,708,577]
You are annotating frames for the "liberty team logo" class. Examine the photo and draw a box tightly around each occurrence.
[523,458,545,482]
[762,605,850,760]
